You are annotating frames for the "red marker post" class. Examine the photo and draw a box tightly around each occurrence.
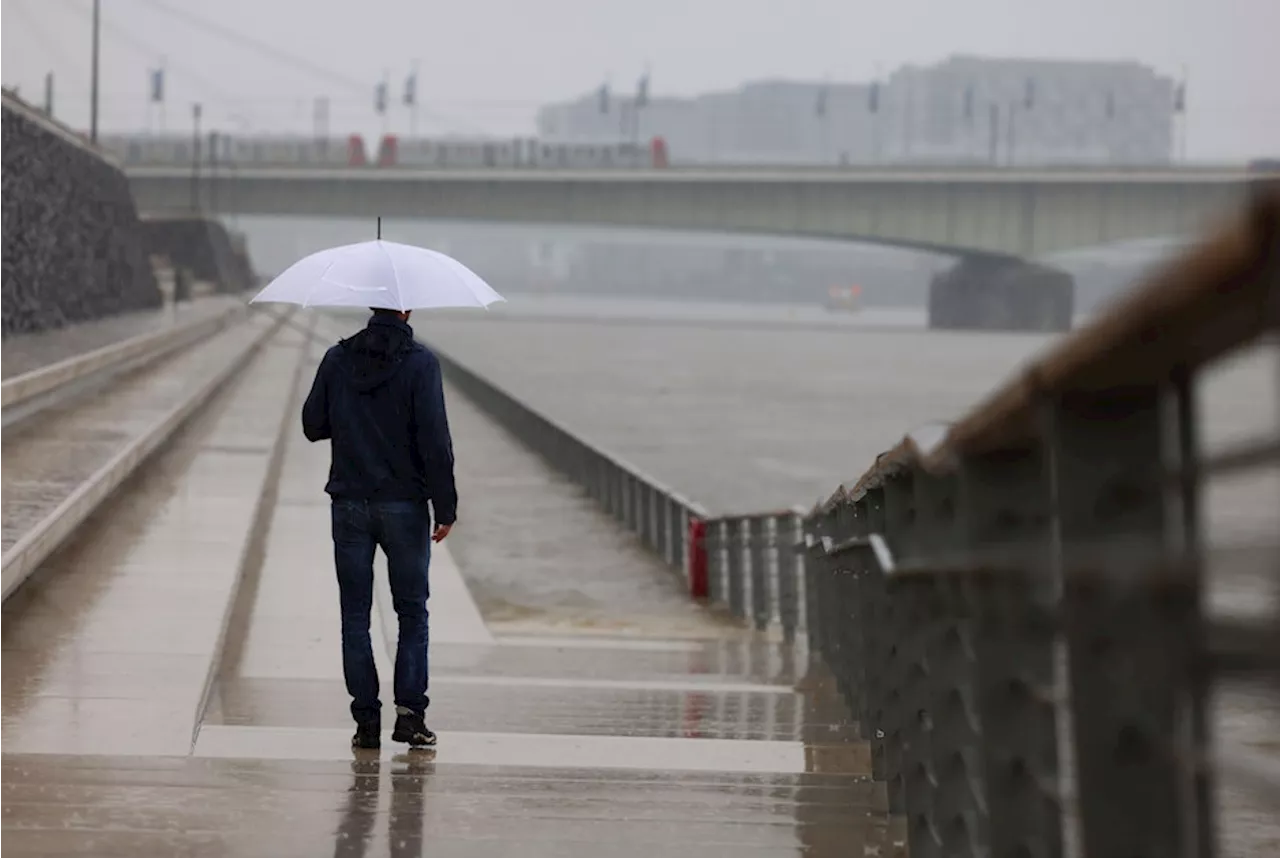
[687,517,708,599]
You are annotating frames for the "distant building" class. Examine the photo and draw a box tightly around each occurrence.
[883,55,1178,166]
[536,56,1179,166]
[536,80,877,166]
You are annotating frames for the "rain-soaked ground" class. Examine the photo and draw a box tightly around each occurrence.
[2,317,900,857]
[2,306,1275,856]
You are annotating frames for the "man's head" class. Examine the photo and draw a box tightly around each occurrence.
[370,307,411,322]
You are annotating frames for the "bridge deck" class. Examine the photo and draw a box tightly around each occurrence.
[1,320,896,857]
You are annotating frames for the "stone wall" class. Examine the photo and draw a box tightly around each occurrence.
[2,93,162,335]
[139,216,255,294]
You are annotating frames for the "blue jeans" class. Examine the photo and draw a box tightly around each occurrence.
[331,499,431,725]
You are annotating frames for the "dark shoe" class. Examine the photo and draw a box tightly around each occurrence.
[391,706,436,748]
[352,722,381,749]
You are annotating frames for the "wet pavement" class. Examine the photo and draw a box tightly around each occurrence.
[4,306,1270,855]
[2,318,899,857]
[2,321,309,758]
[1,296,244,379]
[2,312,278,553]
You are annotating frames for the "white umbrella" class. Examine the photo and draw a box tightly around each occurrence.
[250,238,504,311]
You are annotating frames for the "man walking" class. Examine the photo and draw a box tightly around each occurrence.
[301,307,457,750]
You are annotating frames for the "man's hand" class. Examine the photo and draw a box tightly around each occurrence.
[432,523,452,543]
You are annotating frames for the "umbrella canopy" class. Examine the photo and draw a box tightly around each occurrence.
[250,239,505,311]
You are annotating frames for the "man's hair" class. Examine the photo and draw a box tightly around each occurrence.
[370,307,401,315]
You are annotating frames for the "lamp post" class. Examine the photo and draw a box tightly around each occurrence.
[208,130,220,214]
[89,0,100,142]
[190,103,202,211]
[988,102,999,165]
[1005,78,1035,166]
[815,80,829,165]
[633,69,650,156]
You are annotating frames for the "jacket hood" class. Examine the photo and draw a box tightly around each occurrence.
[336,315,416,392]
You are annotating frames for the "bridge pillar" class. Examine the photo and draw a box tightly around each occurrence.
[928,256,1075,333]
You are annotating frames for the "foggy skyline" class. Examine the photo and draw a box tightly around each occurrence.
[3,0,1278,161]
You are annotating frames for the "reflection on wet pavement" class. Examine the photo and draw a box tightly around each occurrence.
[3,752,898,857]
[208,675,807,740]
[1,322,900,857]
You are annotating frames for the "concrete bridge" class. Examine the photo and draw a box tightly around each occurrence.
[125,164,1266,260]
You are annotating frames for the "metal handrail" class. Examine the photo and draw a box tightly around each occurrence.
[797,181,1279,858]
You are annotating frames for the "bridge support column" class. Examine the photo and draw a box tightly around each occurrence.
[928,256,1075,333]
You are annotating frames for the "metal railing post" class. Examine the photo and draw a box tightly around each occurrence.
[801,511,828,659]
[882,471,936,841]
[861,487,894,786]
[961,445,1062,858]
[750,516,770,631]
[829,499,860,715]
[1052,386,1210,858]
[915,469,984,858]
[707,519,726,607]
[669,497,680,569]
[727,518,747,619]
[628,474,640,533]
[650,486,660,552]
[778,512,803,643]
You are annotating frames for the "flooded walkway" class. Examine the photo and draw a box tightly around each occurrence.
[2,320,895,857]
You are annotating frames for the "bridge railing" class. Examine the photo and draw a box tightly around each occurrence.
[800,182,1278,857]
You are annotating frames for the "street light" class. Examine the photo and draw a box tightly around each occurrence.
[190,103,202,211]
[1005,78,1035,166]
[89,0,100,142]
[208,130,219,213]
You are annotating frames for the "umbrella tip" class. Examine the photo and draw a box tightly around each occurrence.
[376,217,381,240]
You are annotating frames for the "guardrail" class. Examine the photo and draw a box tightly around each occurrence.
[801,182,1278,857]
[702,510,809,640]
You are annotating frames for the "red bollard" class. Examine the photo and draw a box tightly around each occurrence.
[688,517,708,599]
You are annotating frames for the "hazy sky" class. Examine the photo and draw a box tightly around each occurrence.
[4,0,1277,160]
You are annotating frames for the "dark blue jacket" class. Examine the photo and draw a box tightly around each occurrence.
[301,314,457,525]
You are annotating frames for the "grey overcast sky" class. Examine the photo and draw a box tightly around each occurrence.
[3,0,1277,160]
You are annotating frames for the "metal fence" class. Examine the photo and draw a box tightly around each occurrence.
[702,510,809,640]
[802,182,1279,858]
